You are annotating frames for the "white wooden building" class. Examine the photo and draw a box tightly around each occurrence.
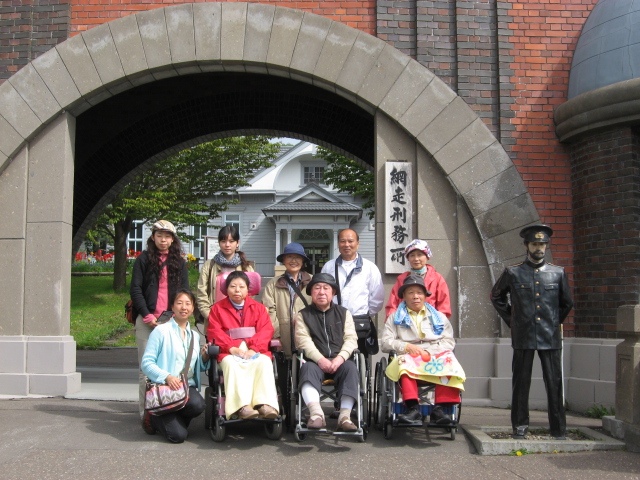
[128,141,375,277]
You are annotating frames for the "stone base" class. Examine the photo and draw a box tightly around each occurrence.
[463,425,625,456]
[0,335,81,396]
[602,416,640,453]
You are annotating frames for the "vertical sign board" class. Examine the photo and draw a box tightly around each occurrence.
[385,162,413,273]
[205,236,217,260]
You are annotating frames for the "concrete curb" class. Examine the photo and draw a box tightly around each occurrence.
[462,425,626,456]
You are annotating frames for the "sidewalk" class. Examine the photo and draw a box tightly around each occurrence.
[0,348,637,480]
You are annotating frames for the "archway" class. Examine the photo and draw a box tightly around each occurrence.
[0,2,538,396]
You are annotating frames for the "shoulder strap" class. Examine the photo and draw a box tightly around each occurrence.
[284,275,309,308]
[181,334,195,377]
[208,260,216,297]
[334,262,342,306]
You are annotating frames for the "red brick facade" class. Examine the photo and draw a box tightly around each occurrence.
[70,0,376,34]
[3,1,622,337]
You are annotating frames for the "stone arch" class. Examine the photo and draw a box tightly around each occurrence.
[0,2,539,395]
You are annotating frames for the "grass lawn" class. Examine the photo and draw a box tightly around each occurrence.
[70,268,200,349]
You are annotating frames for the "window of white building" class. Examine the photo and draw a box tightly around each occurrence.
[224,213,241,232]
[192,224,207,259]
[303,165,325,184]
[128,221,144,253]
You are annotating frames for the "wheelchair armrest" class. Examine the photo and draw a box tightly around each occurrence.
[388,350,397,360]
[207,344,220,358]
[269,339,282,352]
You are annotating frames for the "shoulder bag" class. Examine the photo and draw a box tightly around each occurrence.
[144,334,194,415]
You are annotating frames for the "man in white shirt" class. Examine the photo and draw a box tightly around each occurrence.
[321,229,385,354]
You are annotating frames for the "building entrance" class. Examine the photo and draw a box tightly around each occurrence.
[304,245,330,275]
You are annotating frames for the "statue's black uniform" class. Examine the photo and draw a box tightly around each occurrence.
[490,231,573,438]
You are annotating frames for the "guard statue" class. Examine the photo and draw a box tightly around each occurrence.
[490,224,574,439]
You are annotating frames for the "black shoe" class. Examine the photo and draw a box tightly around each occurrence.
[141,411,156,435]
[430,405,452,425]
[398,407,422,424]
[512,425,528,439]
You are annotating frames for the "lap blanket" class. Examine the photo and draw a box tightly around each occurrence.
[385,351,466,391]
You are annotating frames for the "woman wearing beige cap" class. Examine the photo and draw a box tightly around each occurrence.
[130,220,190,418]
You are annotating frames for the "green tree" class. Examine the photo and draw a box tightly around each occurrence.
[314,146,375,219]
[87,136,281,291]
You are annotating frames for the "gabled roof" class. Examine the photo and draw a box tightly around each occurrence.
[262,182,362,214]
[239,140,311,190]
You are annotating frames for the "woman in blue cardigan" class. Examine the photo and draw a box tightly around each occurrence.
[141,288,210,443]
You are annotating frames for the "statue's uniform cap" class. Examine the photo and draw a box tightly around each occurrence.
[519,224,553,243]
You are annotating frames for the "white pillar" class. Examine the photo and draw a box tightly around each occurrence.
[286,229,292,244]
[275,228,281,258]
[0,112,80,396]
[333,229,339,258]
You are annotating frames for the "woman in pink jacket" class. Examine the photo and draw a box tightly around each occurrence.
[385,239,451,319]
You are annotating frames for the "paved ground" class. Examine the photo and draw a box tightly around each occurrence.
[0,349,638,480]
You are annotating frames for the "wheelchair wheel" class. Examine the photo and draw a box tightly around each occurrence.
[358,353,369,431]
[383,420,393,440]
[450,427,456,441]
[264,421,283,440]
[211,415,226,442]
[204,386,213,430]
[294,425,307,442]
[288,354,298,433]
[376,357,389,432]
[373,361,381,429]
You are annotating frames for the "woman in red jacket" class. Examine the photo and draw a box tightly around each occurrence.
[207,271,279,420]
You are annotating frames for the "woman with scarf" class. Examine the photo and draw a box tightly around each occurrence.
[384,238,451,318]
[381,275,465,425]
[207,271,279,420]
[131,220,190,418]
[196,226,253,330]
[262,243,312,357]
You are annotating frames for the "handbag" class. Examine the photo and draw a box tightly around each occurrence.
[125,299,137,325]
[335,263,380,355]
[144,334,194,415]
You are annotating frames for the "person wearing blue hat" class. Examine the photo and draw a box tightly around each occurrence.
[490,224,574,440]
[262,243,312,357]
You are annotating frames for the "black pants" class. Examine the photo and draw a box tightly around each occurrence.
[299,359,359,402]
[511,349,565,437]
[151,386,206,443]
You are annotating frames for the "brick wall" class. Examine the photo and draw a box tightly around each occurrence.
[70,0,376,35]
[571,127,640,338]
[0,0,71,81]
[497,1,597,335]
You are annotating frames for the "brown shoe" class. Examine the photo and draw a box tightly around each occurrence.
[337,416,357,432]
[257,405,278,419]
[141,411,156,435]
[307,414,326,429]
[237,406,259,420]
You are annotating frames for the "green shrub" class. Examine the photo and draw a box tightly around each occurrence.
[585,404,615,419]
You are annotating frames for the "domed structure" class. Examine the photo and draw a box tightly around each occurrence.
[568,0,640,99]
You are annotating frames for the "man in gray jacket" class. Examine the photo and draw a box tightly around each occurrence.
[294,273,359,431]
[490,224,574,440]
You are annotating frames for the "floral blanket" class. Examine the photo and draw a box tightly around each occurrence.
[385,350,466,391]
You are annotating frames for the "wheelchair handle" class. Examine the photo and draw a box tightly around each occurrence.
[207,344,220,357]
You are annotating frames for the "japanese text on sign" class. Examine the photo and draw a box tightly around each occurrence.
[385,162,413,273]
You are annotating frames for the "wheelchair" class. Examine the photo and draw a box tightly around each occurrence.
[373,352,461,441]
[289,349,369,442]
[203,341,284,442]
